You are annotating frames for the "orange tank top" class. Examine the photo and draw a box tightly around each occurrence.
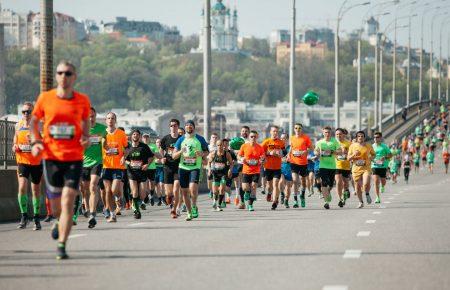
[15,120,42,165]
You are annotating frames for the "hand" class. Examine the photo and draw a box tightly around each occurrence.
[12,144,19,153]
[80,135,90,149]
[31,143,44,157]
[195,150,203,157]
[161,157,167,164]
[120,156,125,165]
[141,164,148,171]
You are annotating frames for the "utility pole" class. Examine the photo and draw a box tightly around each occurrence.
[0,24,6,117]
[406,15,411,108]
[203,0,211,140]
[40,0,53,92]
[391,18,397,123]
[289,0,296,137]
[357,35,362,131]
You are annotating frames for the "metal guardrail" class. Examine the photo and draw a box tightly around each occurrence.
[0,120,17,169]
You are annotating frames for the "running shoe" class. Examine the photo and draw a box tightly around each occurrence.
[185,212,193,221]
[324,203,330,209]
[208,191,213,199]
[115,207,122,215]
[300,195,306,208]
[107,216,117,223]
[33,216,41,231]
[88,216,97,228]
[357,202,364,209]
[381,185,385,193]
[140,203,147,210]
[17,215,28,229]
[192,206,199,218]
[284,200,290,208]
[248,204,254,211]
[375,196,381,204]
[271,202,278,210]
[216,206,223,212]
[170,210,177,219]
[221,201,226,208]
[182,204,187,212]
[150,197,155,206]
[103,209,110,219]
[144,195,150,204]
[81,206,89,218]
[234,196,240,206]
[133,210,141,219]
[293,200,299,208]
[266,193,272,202]
[56,244,69,260]
[72,220,77,226]
[238,203,245,209]
[43,215,54,223]
[157,199,162,206]
[366,194,372,205]
[212,201,217,209]
[176,208,181,217]
[226,196,231,204]
[125,201,131,210]
[338,199,344,208]
[51,221,59,240]
[162,196,168,206]
[261,190,266,195]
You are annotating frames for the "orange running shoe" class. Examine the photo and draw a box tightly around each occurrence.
[226,197,231,204]
[234,196,240,206]
[125,201,131,210]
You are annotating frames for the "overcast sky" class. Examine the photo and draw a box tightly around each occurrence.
[2,0,449,53]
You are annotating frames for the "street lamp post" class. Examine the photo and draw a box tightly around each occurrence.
[289,0,296,137]
[40,0,53,92]
[430,12,448,106]
[203,0,212,140]
[438,19,450,102]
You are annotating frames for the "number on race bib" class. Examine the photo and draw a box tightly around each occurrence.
[321,150,332,157]
[106,148,119,156]
[212,162,225,170]
[19,144,31,153]
[355,160,366,166]
[183,157,196,166]
[130,160,143,169]
[89,136,101,145]
[292,150,305,157]
[49,123,75,140]
[247,159,258,166]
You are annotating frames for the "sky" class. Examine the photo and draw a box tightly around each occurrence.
[1,0,449,54]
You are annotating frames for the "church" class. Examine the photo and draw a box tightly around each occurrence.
[197,0,239,52]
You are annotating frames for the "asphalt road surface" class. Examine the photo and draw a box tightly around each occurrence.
[1,159,449,290]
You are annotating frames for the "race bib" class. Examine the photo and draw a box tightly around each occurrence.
[183,157,197,166]
[212,162,225,170]
[292,150,306,157]
[355,160,366,166]
[89,135,101,145]
[49,123,75,140]
[18,144,31,153]
[247,159,258,166]
[375,159,384,165]
[321,150,332,157]
[130,160,143,169]
[337,154,347,161]
[106,147,119,156]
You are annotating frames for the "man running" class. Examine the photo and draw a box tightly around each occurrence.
[207,133,219,199]
[334,128,351,207]
[14,102,43,230]
[371,132,391,204]
[314,126,341,209]
[101,112,129,223]
[81,107,106,229]
[173,120,209,220]
[261,125,286,210]
[160,119,182,218]
[30,60,90,259]
[125,129,154,219]
[288,123,313,208]
[348,131,375,208]
[230,126,250,208]
[238,130,265,211]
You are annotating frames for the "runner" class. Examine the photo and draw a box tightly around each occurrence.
[402,152,412,184]
[288,123,313,208]
[335,128,351,207]
[207,139,233,211]
[101,112,129,223]
[173,120,209,220]
[261,125,286,210]
[145,136,162,206]
[80,107,106,229]
[413,149,421,174]
[280,132,293,208]
[443,148,449,174]
[306,150,316,197]
[390,144,401,183]
[154,138,165,206]
[348,131,375,209]
[314,126,342,209]
[160,119,182,218]
[229,126,250,209]
[14,102,43,230]
[30,60,91,259]
[207,133,219,199]
[238,130,265,211]
[427,148,435,174]
[371,132,392,204]
[125,129,154,219]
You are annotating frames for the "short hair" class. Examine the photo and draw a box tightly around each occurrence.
[294,123,303,128]
[22,101,34,108]
[374,131,382,137]
[169,119,180,126]
[222,138,229,143]
[106,112,117,120]
[335,127,344,133]
[90,107,96,113]
[57,60,77,74]
[270,125,279,130]
[356,130,366,137]
[250,130,258,135]
[241,126,250,131]
[323,126,332,131]
[211,132,218,137]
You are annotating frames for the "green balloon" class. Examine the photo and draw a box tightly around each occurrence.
[229,137,245,150]
[302,91,319,106]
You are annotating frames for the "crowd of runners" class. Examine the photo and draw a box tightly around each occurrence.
[12,61,450,260]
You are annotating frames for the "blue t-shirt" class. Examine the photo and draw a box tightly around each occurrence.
[174,134,209,170]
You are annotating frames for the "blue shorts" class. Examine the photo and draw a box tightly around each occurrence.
[281,163,292,181]
[155,167,164,183]
[101,168,125,181]
[178,168,201,189]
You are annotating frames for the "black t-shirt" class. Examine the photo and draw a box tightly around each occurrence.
[126,142,154,171]
[161,134,181,170]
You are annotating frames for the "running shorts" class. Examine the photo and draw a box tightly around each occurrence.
[18,164,43,185]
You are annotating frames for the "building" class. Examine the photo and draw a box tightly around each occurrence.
[197,0,238,52]
[0,4,29,48]
[269,29,290,51]
[100,17,180,43]
[297,27,334,49]
[276,42,328,65]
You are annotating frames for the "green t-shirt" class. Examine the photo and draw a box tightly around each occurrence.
[147,143,158,169]
[372,143,391,168]
[83,123,107,168]
[389,159,399,173]
[426,151,435,163]
[175,134,208,171]
[413,153,420,163]
[415,126,422,136]
[315,138,340,169]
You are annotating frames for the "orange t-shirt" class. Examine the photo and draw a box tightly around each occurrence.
[238,143,265,175]
[261,138,285,170]
[289,134,312,165]
[32,89,91,162]
[102,129,128,169]
[15,120,42,165]
[443,152,450,162]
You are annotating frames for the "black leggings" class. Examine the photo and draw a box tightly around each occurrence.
[404,168,410,181]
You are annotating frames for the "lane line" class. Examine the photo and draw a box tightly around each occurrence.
[343,250,362,259]
[379,205,387,209]
[373,211,382,215]
[366,220,376,224]
[128,222,147,227]
[388,197,395,200]
[357,231,371,237]
[68,234,87,239]
[384,201,392,204]
[323,286,349,290]
[393,194,400,196]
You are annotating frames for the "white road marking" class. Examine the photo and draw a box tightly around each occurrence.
[128,222,147,227]
[366,220,376,224]
[373,211,382,215]
[343,250,362,259]
[393,194,400,196]
[379,205,387,209]
[357,231,371,237]
[384,201,392,204]
[323,286,349,290]
[388,197,395,200]
[68,234,87,239]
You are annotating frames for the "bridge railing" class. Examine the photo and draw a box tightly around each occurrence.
[0,120,17,169]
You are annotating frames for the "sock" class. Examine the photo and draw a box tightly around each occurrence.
[218,195,225,205]
[45,197,52,216]
[365,192,370,196]
[239,187,244,195]
[301,189,306,198]
[150,189,156,196]
[239,191,245,203]
[249,196,256,205]
[32,196,40,216]
[132,197,140,211]
[214,193,219,202]
[73,195,81,221]
[293,194,298,201]
[18,194,28,214]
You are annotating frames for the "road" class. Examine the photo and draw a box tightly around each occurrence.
[0,159,449,290]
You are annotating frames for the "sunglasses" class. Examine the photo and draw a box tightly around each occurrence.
[374,136,381,139]
[22,110,32,114]
[57,71,74,77]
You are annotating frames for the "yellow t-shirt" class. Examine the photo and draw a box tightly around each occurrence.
[335,139,351,170]
[348,142,375,175]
